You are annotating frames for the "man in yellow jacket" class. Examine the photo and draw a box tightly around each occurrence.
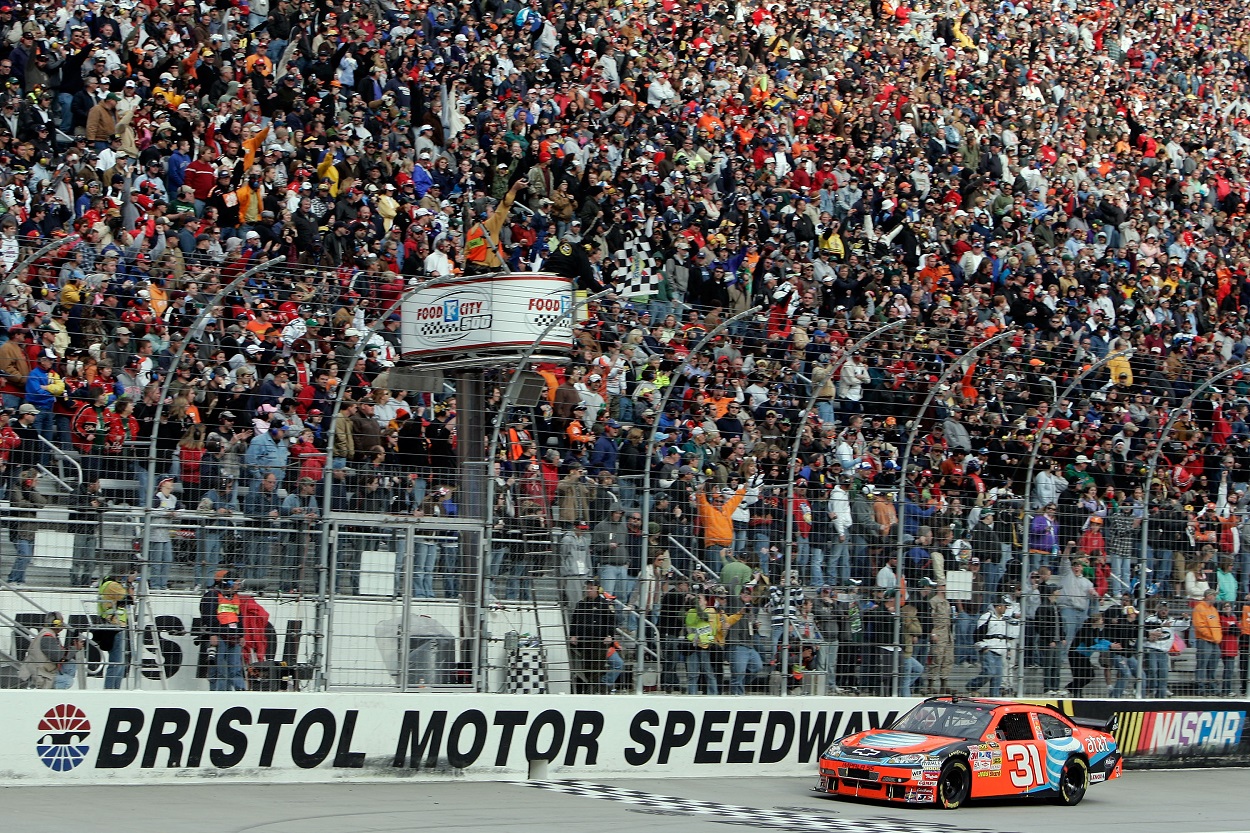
[695,483,746,573]
[684,587,746,695]
[464,178,527,273]
[1193,588,1222,696]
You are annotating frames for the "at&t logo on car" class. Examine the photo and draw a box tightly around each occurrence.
[36,704,91,772]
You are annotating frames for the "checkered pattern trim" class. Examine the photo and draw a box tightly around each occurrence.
[419,319,465,339]
[532,311,566,332]
[506,647,548,694]
[516,781,985,832]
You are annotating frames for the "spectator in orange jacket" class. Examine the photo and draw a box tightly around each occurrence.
[696,483,746,572]
[567,402,593,446]
[1193,588,1222,696]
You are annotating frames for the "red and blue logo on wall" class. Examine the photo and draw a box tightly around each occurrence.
[36,704,91,772]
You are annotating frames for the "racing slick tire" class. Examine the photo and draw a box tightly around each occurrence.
[1053,756,1089,806]
[935,758,971,809]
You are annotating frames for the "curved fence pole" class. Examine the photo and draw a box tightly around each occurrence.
[314,272,483,689]
[478,287,607,689]
[133,255,285,688]
[637,305,763,695]
[1016,348,1131,695]
[779,319,903,695]
[891,327,1018,697]
[1134,361,1250,698]
[6,234,80,287]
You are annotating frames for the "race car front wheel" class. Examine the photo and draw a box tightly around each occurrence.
[936,759,971,809]
[1053,756,1089,806]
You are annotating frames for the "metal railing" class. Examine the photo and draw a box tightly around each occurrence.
[0,266,1243,700]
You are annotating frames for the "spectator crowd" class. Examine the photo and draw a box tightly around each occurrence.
[0,0,1248,697]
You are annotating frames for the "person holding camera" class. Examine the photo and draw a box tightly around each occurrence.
[21,612,82,689]
[200,569,247,692]
[96,573,134,689]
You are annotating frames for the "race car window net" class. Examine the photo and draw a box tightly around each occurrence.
[996,713,1036,742]
[892,703,994,741]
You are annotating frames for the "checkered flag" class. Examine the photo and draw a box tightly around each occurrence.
[609,235,660,298]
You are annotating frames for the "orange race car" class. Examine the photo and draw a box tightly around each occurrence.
[817,697,1122,809]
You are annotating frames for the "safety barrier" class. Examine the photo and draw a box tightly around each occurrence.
[5,693,1247,784]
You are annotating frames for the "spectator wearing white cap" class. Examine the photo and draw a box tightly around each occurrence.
[424,236,456,278]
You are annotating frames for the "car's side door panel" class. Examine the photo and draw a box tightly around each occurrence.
[973,710,1043,798]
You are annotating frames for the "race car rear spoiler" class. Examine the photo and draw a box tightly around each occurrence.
[1070,713,1119,734]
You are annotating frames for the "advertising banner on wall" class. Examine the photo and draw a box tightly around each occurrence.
[1051,698,1249,769]
[399,274,575,361]
[1,693,911,784]
[7,694,1246,785]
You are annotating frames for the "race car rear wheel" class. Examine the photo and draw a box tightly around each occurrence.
[936,759,971,809]
[1053,756,1089,806]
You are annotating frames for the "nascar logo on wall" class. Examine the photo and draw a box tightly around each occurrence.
[1038,699,1247,767]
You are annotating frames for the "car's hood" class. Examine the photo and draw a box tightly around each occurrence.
[840,730,962,757]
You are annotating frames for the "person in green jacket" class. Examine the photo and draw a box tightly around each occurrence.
[685,595,717,695]
[721,552,754,596]
[1216,559,1239,603]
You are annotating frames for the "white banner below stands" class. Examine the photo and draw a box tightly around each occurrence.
[4,693,918,785]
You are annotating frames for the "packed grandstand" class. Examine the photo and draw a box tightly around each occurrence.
[0,0,1246,698]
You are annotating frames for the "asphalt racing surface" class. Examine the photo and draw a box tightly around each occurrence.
[0,769,1242,833]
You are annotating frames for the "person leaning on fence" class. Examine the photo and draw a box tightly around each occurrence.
[1193,589,1223,697]
[1142,601,1175,699]
[243,471,283,589]
[967,596,1017,698]
[195,478,240,592]
[148,477,179,591]
[5,468,44,585]
[568,580,621,694]
[558,521,593,609]
[69,475,106,589]
[280,476,321,594]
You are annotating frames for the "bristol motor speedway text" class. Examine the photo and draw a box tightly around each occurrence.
[86,705,902,772]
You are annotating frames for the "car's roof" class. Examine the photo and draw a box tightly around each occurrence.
[920,696,1070,717]
[921,696,1014,709]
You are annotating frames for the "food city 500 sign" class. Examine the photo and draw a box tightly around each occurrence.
[7,693,909,784]
[399,274,575,360]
